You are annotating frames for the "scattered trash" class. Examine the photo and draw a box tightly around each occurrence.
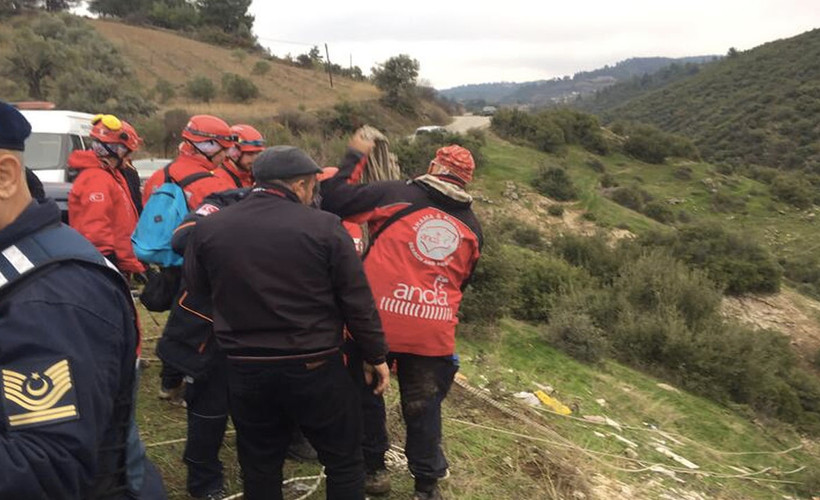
[658,431,685,446]
[534,390,572,415]
[584,415,607,425]
[610,433,639,448]
[649,465,685,483]
[655,445,699,470]
[595,398,607,407]
[593,431,607,438]
[534,382,555,394]
[513,392,541,407]
[604,416,622,431]
[624,448,639,459]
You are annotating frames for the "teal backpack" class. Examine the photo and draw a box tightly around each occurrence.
[131,165,211,267]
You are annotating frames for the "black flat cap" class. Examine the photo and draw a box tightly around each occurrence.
[0,101,32,152]
[252,145,322,181]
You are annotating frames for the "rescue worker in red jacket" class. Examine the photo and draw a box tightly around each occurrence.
[143,114,238,209]
[321,137,483,500]
[68,114,145,275]
[143,115,238,403]
[215,124,265,188]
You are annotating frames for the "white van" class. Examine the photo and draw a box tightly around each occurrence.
[20,109,95,182]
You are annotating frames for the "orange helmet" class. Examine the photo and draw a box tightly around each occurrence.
[90,114,142,152]
[232,124,265,153]
[182,115,236,148]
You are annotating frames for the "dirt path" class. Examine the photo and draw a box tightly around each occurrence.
[446,115,491,133]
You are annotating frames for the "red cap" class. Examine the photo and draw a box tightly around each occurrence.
[431,145,475,184]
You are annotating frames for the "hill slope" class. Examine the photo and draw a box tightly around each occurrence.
[89,19,380,117]
[440,56,716,106]
[595,29,820,170]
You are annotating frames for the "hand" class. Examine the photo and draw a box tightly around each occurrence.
[363,361,390,395]
[349,130,376,156]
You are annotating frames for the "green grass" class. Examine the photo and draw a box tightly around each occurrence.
[136,303,819,499]
[457,320,820,499]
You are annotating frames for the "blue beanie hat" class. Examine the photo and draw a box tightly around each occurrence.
[0,101,32,152]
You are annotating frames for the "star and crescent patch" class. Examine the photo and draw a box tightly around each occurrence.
[1,359,80,429]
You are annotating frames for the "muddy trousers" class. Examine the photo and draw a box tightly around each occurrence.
[184,356,229,497]
[227,352,365,500]
[361,353,458,492]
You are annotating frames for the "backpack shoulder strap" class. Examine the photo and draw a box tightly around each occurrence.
[177,171,214,189]
[220,165,243,188]
[0,224,122,299]
[362,202,427,259]
[162,162,213,189]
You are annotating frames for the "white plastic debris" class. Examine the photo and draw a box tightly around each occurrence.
[513,392,541,407]
[655,445,699,470]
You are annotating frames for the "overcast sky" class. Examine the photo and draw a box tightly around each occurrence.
[249,0,820,89]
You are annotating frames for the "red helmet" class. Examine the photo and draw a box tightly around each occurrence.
[90,114,142,152]
[182,115,236,148]
[231,124,265,153]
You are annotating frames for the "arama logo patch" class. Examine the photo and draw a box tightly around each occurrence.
[2,359,79,429]
[89,192,105,202]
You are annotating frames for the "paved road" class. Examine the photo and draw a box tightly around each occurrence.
[446,115,491,133]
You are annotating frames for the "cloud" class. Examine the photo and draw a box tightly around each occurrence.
[250,0,820,88]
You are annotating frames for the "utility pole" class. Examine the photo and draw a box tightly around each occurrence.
[325,43,334,88]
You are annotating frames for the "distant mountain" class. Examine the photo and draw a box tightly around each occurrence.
[439,56,718,107]
[596,29,820,170]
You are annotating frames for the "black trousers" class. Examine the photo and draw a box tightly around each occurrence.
[360,353,458,487]
[227,352,365,500]
[184,354,229,497]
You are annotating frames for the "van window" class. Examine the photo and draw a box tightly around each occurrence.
[70,134,84,152]
[24,133,66,170]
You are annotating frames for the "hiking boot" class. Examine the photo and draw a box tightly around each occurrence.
[364,469,391,495]
[413,486,442,500]
[158,380,186,407]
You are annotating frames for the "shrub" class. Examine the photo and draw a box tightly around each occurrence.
[532,165,577,201]
[620,123,699,164]
[154,78,175,104]
[460,240,519,325]
[711,190,746,213]
[551,233,622,284]
[547,204,565,217]
[642,200,675,223]
[600,173,618,188]
[770,173,813,209]
[221,73,259,102]
[252,60,271,76]
[673,166,693,180]
[186,76,216,103]
[608,185,652,211]
[544,310,609,364]
[639,222,782,295]
[586,158,606,173]
[510,248,590,323]
[277,108,320,135]
[509,224,545,251]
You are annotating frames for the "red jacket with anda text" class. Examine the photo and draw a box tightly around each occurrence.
[321,150,483,357]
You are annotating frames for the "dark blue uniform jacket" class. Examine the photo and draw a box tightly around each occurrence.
[0,200,138,498]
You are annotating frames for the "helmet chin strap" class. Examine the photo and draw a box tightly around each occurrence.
[187,139,222,163]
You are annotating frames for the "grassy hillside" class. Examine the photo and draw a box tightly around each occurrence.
[591,29,820,171]
[88,19,380,117]
[133,131,820,499]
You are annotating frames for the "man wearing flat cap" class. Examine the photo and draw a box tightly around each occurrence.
[0,101,166,498]
[184,145,390,500]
